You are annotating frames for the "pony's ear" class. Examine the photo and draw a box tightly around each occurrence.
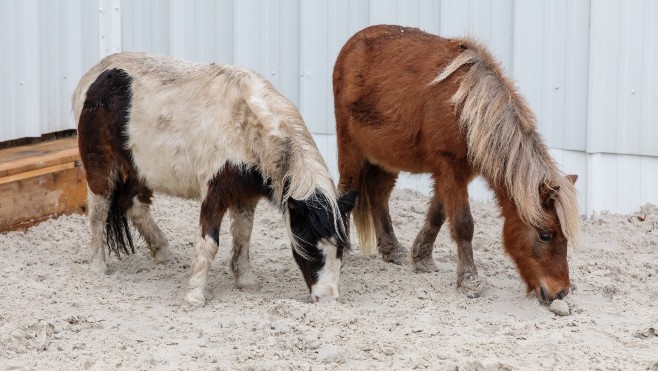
[540,183,560,207]
[566,174,578,184]
[338,190,358,214]
[288,198,303,211]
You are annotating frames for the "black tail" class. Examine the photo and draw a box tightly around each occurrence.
[106,177,134,258]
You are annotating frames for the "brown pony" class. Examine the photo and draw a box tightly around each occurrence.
[333,25,580,302]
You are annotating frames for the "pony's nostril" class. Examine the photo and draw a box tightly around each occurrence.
[312,294,338,303]
[556,288,569,300]
[540,286,549,302]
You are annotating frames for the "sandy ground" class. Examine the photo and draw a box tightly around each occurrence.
[1,188,657,370]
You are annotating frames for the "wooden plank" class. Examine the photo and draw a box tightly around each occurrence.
[0,162,77,185]
[0,164,87,233]
[0,137,80,178]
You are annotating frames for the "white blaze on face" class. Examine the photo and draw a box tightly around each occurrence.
[310,241,341,303]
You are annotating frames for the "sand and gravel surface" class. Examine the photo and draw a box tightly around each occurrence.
[1,189,657,370]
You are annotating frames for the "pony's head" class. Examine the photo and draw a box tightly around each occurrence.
[287,189,358,302]
[501,174,578,303]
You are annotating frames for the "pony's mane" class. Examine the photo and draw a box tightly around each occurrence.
[242,75,344,255]
[432,37,580,246]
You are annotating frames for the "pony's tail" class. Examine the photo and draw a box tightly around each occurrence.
[352,168,376,256]
[106,177,134,259]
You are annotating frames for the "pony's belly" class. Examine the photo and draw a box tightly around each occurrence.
[131,148,203,199]
[369,157,424,174]
[353,134,428,173]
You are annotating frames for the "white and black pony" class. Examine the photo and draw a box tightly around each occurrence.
[72,52,356,308]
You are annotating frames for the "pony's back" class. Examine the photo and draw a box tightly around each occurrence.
[73,52,337,210]
[72,52,208,121]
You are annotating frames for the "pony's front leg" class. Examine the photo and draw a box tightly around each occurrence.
[87,190,110,274]
[184,194,225,308]
[185,233,221,308]
[445,194,485,298]
[452,206,485,298]
[433,172,485,298]
[229,201,259,289]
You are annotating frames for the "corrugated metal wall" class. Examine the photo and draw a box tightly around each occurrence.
[0,0,99,141]
[1,0,656,215]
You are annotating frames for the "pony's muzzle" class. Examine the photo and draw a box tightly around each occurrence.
[310,286,339,303]
[539,286,569,302]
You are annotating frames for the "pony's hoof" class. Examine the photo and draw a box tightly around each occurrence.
[458,274,486,299]
[150,245,170,263]
[236,271,260,290]
[413,256,439,273]
[184,289,206,309]
[90,259,109,275]
[381,248,409,265]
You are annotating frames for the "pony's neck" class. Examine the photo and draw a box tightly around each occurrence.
[493,186,521,223]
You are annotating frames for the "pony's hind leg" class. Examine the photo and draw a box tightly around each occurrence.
[229,200,259,289]
[80,152,117,275]
[411,192,444,273]
[87,189,111,274]
[365,165,407,264]
[126,189,170,263]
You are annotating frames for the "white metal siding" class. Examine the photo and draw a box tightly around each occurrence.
[513,0,590,152]
[0,0,98,141]
[588,0,658,157]
[1,0,656,215]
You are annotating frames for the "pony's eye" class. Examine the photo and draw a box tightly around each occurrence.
[538,231,552,242]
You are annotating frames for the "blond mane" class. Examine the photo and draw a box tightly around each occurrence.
[432,38,580,246]
[243,75,343,255]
